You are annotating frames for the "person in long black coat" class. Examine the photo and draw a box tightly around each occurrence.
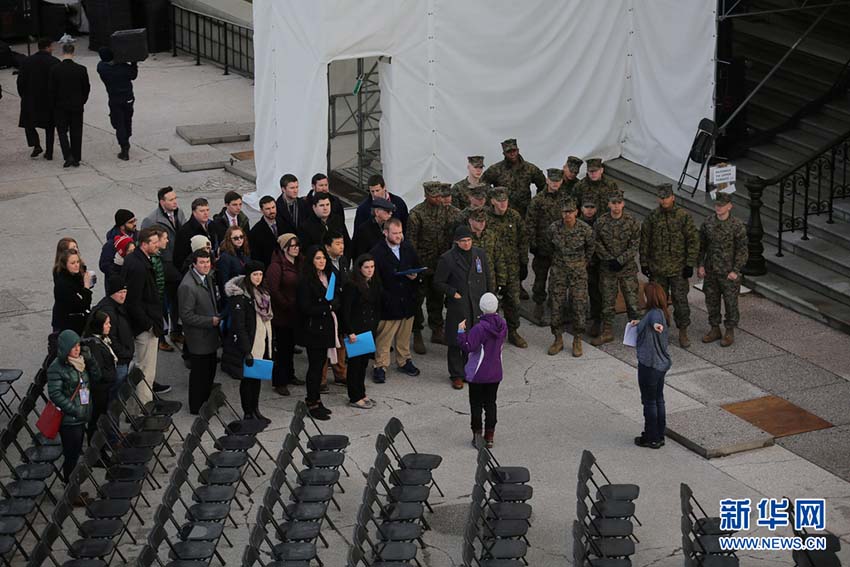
[48,43,90,167]
[341,254,382,409]
[53,249,93,335]
[434,225,492,389]
[298,193,351,254]
[17,38,60,159]
[249,196,287,269]
[296,246,341,420]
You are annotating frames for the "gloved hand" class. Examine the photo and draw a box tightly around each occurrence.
[244,354,254,367]
[682,266,694,279]
[608,259,623,272]
[641,267,652,279]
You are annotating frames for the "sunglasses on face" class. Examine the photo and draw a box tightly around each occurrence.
[232,235,244,241]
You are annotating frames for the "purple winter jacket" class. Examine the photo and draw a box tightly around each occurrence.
[456,313,507,384]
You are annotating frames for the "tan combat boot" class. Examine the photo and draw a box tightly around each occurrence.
[572,335,583,357]
[547,335,564,355]
[678,327,691,348]
[590,324,613,346]
[721,327,735,347]
[588,320,601,338]
[508,330,528,348]
[702,326,722,343]
[431,326,446,345]
[412,331,426,355]
[533,303,544,323]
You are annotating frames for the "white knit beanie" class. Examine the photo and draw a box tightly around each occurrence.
[190,235,211,252]
[479,292,499,315]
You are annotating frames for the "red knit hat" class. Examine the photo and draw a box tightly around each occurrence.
[114,234,134,257]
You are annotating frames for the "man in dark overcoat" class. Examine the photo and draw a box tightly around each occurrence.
[17,38,60,159]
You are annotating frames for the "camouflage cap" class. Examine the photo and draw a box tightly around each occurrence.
[467,155,485,167]
[656,183,674,198]
[561,199,577,212]
[489,186,509,201]
[423,181,442,196]
[608,188,625,203]
[565,156,583,174]
[582,196,598,208]
[468,207,488,222]
[501,138,518,152]
[439,183,453,196]
[468,185,488,199]
[714,191,733,204]
[547,168,564,181]
[586,158,604,172]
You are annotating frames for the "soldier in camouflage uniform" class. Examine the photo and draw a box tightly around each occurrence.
[575,158,620,213]
[561,156,583,201]
[468,208,507,292]
[591,188,642,346]
[486,187,529,348]
[526,168,567,322]
[547,199,593,357]
[697,192,748,347]
[639,183,700,347]
[457,185,489,226]
[408,181,463,353]
[579,196,603,336]
[451,155,489,211]
[481,138,545,299]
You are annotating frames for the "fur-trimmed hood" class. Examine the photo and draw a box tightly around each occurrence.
[224,276,249,298]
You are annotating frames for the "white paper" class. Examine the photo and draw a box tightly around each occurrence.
[623,324,638,347]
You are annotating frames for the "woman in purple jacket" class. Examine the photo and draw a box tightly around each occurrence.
[457,292,507,448]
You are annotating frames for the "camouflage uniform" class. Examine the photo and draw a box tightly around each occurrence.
[481,139,546,218]
[451,155,488,212]
[408,182,463,333]
[575,159,620,213]
[698,201,748,329]
[639,186,700,329]
[561,156,584,202]
[579,199,602,327]
[469,209,507,292]
[547,208,593,335]
[593,191,642,324]
[526,169,567,305]
[486,187,528,332]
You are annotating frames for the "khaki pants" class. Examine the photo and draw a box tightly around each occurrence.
[133,330,158,405]
[375,318,414,369]
[321,345,348,385]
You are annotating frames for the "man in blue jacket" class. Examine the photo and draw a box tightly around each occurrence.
[96,47,138,161]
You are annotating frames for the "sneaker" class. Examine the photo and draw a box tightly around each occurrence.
[152,382,171,394]
[372,368,386,384]
[398,360,421,377]
[634,436,662,449]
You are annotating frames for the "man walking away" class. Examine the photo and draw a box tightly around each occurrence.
[17,38,59,160]
[48,42,89,168]
[96,47,137,160]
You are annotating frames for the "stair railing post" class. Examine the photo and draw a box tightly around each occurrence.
[743,178,768,276]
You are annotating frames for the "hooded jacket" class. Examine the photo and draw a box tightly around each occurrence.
[221,276,256,379]
[457,313,507,384]
[47,330,97,426]
[266,250,299,328]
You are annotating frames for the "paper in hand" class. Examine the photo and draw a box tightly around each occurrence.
[623,323,637,347]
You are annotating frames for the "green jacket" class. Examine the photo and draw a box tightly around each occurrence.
[47,330,98,426]
[640,204,699,277]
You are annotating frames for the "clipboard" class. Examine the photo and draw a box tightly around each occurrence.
[325,272,336,301]
[344,331,376,357]
[396,267,427,277]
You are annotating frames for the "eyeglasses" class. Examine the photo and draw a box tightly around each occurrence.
[232,235,244,241]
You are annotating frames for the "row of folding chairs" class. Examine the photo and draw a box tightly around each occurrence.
[786,495,842,567]
[0,368,24,424]
[573,450,640,567]
[679,483,738,567]
[242,401,351,567]
[461,438,532,567]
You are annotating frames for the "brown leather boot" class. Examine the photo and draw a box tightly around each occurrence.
[572,335,583,357]
[721,327,735,347]
[508,330,528,348]
[702,326,722,343]
[678,326,691,348]
[431,326,446,345]
[547,335,564,355]
[413,331,427,354]
[484,429,495,449]
[590,324,613,346]
[533,303,544,323]
[589,320,601,338]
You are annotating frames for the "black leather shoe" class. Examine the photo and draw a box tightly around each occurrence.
[63,160,73,168]
[634,436,663,449]
[253,409,271,425]
[71,160,80,167]
[31,146,43,158]
[290,377,306,386]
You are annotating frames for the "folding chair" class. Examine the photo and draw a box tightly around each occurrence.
[352,524,420,567]
[244,516,312,567]
[287,424,346,472]
[293,402,350,458]
[278,440,341,492]
[262,487,330,548]
[365,466,429,531]
[576,460,639,526]
[578,451,640,505]
[572,519,632,567]
[470,485,529,543]
[375,453,433,513]
[159,476,232,553]
[199,402,263,478]
[375,435,431,489]
[360,486,424,546]
[473,440,530,485]
[256,505,322,565]
[476,452,532,503]
[383,418,443,496]
[467,502,528,565]
[206,389,274,462]
[0,369,23,421]
[577,483,635,542]
[147,518,217,565]
[51,494,125,563]
[474,468,531,524]
[680,484,733,537]
[785,495,839,567]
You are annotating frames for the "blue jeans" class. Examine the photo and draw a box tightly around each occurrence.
[637,363,666,443]
[111,364,129,402]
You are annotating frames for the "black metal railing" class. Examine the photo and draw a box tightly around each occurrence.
[744,128,850,274]
[171,3,253,77]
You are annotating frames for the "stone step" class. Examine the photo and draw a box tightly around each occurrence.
[176,122,254,145]
[746,142,808,172]
[224,158,256,183]
[169,147,231,172]
[745,76,850,122]
[748,0,850,48]
[735,20,850,66]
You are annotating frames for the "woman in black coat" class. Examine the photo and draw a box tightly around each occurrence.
[53,248,93,335]
[341,254,382,409]
[82,310,117,444]
[296,246,341,420]
[221,261,273,423]
[217,226,251,303]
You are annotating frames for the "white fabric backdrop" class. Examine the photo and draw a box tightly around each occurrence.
[250,0,715,207]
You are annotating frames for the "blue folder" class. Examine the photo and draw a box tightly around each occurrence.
[243,358,273,380]
[325,272,336,301]
[344,331,376,357]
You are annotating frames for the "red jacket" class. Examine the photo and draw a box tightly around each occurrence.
[266,250,300,328]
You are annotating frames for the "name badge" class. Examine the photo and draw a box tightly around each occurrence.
[475,257,483,274]
[79,387,90,405]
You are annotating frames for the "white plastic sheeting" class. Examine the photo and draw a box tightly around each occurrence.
[250,0,715,206]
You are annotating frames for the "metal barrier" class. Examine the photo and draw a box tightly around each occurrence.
[171,3,253,77]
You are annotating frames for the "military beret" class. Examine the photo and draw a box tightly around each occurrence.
[561,199,577,212]
[501,138,518,152]
[547,168,564,181]
[656,183,674,198]
[371,197,395,212]
[423,181,442,196]
[468,185,488,199]
[565,156,583,173]
[467,155,485,167]
[489,186,509,201]
[468,207,488,222]
[582,197,598,208]
[439,183,453,196]
[608,188,625,203]
[714,191,733,204]
[586,158,604,171]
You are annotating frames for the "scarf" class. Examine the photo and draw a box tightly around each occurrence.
[253,289,273,322]
[113,253,125,266]
[95,334,118,364]
[68,355,86,373]
[317,272,341,363]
